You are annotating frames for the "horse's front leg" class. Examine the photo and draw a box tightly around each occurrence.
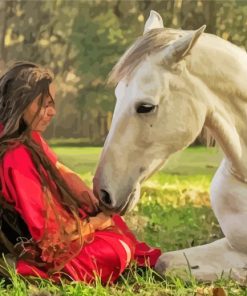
[155,160,247,283]
[155,238,247,283]
[210,159,247,253]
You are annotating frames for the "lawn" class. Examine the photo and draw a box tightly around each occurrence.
[1,146,246,295]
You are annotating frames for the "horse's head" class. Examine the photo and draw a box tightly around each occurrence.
[94,11,208,214]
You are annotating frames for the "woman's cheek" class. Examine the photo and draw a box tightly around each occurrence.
[32,114,43,129]
[39,107,46,117]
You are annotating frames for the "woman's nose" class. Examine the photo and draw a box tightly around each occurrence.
[47,106,56,117]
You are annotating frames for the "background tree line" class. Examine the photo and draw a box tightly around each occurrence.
[0,0,246,145]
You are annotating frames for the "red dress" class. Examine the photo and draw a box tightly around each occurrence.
[0,131,161,284]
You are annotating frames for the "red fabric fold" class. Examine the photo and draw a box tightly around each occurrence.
[112,215,161,267]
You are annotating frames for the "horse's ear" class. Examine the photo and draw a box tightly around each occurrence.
[167,25,206,63]
[143,10,164,35]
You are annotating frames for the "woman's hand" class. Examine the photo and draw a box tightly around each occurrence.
[64,212,114,242]
[89,212,114,230]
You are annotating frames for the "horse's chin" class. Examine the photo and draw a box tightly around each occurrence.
[120,183,141,215]
[98,183,141,216]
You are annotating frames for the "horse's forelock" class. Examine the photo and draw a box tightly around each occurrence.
[107,28,179,86]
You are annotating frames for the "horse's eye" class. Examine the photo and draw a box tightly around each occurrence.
[136,104,157,114]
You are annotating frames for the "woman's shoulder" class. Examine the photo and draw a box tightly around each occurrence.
[2,142,34,171]
[31,131,57,165]
[1,131,57,170]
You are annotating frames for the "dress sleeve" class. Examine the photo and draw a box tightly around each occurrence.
[56,162,99,215]
[32,131,98,215]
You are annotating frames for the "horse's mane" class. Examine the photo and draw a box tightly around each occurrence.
[108,28,180,85]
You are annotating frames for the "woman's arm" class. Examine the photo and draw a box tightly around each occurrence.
[32,132,99,211]
[55,161,99,210]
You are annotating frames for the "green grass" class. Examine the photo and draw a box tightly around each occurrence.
[1,146,246,295]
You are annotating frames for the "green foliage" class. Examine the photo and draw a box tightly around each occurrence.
[1,0,247,142]
[216,0,247,48]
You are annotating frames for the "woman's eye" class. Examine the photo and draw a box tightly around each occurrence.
[44,101,55,108]
[136,104,157,114]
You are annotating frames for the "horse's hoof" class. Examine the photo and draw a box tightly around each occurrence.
[154,253,171,276]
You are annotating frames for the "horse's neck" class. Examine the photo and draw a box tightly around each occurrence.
[205,110,247,182]
[193,36,247,180]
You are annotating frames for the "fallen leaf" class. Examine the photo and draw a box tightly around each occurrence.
[195,286,227,296]
[213,287,227,296]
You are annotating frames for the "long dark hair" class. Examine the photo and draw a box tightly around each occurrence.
[0,61,98,272]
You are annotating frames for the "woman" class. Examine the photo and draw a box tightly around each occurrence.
[0,61,161,283]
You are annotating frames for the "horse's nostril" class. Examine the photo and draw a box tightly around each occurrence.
[100,190,112,206]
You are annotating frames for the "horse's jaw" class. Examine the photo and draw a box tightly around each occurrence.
[120,157,169,214]
[119,182,141,215]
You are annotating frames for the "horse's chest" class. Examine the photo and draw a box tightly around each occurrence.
[210,159,247,214]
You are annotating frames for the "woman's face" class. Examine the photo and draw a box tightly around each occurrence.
[23,82,56,133]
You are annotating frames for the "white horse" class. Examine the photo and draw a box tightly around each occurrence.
[93,11,247,283]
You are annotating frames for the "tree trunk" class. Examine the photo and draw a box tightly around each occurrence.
[203,0,216,34]
[0,1,8,65]
[180,0,217,33]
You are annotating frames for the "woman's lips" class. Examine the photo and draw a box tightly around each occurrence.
[42,121,51,125]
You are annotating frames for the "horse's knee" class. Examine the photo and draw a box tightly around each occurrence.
[155,254,169,275]
[223,225,247,253]
[155,251,189,275]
